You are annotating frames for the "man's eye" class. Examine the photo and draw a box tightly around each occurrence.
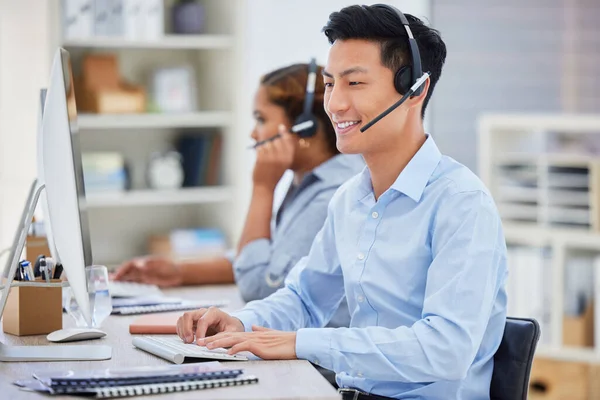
[324,82,334,88]
[349,81,362,86]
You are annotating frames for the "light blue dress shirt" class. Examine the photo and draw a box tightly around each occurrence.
[233,154,365,328]
[232,135,508,399]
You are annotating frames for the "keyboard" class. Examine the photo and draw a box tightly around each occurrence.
[112,299,229,315]
[109,281,163,298]
[132,335,249,364]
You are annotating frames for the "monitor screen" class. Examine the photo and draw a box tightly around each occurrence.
[60,48,93,268]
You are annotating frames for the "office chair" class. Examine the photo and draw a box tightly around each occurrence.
[490,317,541,400]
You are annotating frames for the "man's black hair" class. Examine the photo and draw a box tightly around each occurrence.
[323,4,447,118]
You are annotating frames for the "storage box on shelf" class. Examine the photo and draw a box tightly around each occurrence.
[49,0,240,265]
[478,114,600,366]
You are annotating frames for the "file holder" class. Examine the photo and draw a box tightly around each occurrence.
[0,179,111,361]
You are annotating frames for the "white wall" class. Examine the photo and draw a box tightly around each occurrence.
[0,0,51,251]
[233,1,431,235]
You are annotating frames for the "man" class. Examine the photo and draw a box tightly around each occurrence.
[177,4,507,399]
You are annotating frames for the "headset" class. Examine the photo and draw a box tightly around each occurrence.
[293,57,319,138]
[251,58,319,148]
[360,4,430,132]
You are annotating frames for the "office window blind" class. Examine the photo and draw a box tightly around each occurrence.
[428,0,600,171]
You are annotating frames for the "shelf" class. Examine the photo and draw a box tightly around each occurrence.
[77,112,232,130]
[62,35,234,50]
[479,113,600,133]
[496,152,596,167]
[536,345,600,363]
[503,222,600,249]
[85,187,232,208]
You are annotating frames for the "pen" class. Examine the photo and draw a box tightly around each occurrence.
[53,263,63,280]
[19,261,34,281]
[46,257,55,281]
[40,258,50,283]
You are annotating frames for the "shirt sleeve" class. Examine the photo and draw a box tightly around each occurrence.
[231,196,346,333]
[294,190,507,382]
[233,189,335,303]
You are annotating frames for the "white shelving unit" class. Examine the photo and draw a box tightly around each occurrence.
[48,0,243,266]
[62,34,234,50]
[479,113,600,364]
[77,111,232,130]
[86,187,233,208]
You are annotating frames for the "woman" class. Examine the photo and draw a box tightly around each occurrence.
[113,62,364,327]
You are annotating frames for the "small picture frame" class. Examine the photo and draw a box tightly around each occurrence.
[149,65,198,113]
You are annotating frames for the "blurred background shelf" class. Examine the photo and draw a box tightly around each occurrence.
[86,187,232,208]
[77,112,232,129]
[62,34,234,50]
[42,0,243,265]
[479,114,600,377]
[536,345,600,364]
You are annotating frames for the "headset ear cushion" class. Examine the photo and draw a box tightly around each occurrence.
[394,66,412,94]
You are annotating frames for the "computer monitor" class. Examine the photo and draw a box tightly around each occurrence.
[40,47,94,326]
[0,48,110,361]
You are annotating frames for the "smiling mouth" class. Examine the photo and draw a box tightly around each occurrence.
[335,120,361,134]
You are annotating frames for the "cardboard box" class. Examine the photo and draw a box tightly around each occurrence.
[563,301,594,348]
[25,235,52,264]
[530,358,588,399]
[2,279,63,336]
[76,53,146,114]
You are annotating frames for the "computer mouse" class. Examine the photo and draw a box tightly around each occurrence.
[46,328,107,343]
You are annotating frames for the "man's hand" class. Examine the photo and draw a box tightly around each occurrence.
[111,256,182,287]
[198,325,297,360]
[176,307,245,344]
[252,125,295,190]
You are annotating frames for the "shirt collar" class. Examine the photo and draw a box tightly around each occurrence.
[310,153,365,186]
[355,135,442,203]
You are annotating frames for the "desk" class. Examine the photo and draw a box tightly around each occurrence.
[0,285,340,400]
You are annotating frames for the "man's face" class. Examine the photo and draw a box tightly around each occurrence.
[323,39,407,155]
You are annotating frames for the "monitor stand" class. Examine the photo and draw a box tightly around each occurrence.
[0,180,112,362]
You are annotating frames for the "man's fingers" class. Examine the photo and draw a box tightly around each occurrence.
[252,325,273,332]
[227,341,253,355]
[177,309,207,343]
[204,334,246,350]
[195,307,220,341]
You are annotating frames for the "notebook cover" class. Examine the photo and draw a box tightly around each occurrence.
[128,312,180,334]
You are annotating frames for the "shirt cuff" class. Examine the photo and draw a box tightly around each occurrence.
[224,248,236,264]
[295,328,334,370]
[230,309,260,333]
[233,238,271,274]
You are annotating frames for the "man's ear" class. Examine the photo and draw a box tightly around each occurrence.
[406,77,430,109]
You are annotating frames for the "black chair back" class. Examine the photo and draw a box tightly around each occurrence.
[490,317,540,400]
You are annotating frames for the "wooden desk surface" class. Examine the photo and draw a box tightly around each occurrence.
[0,285,340,400]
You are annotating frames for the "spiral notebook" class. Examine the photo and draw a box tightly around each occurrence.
[15,362,259,397]
[111,299,229,315]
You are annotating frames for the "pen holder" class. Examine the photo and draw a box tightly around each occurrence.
[2,279,63,336]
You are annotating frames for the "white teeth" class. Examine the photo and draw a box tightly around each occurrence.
[337,121,359,129]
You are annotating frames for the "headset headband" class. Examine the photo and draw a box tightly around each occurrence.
[374,4,424,95]
[302,58,317,116]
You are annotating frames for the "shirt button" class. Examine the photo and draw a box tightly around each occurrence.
[357,295,364,303]
[371,211,379,219]
[357,252,365,260]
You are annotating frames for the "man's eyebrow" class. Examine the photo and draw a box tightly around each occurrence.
[322,67,368,78]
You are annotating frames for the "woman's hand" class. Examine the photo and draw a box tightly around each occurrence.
[252,124,296,190]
